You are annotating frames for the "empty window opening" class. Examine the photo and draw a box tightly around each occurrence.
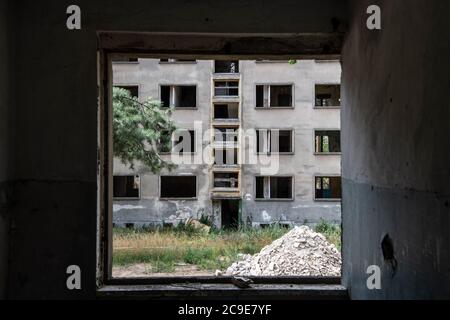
[315,84,341,107]
[113,175,140,199]
[160,85,196,108]
[220,199,240,230]
[160,176,197,199]
[315,130,341,153]
[214,172,239,189]
[214,148,238,165]
[214,103,239,120]
[214,127,239,144]
[214,60,239,73]
[173,129,196,153]
[256,85,293,108]
[315,176,342,200]
[255,176,293,200]
[257,129,293,153]
[214,81,239,97]
[114,85,139,98]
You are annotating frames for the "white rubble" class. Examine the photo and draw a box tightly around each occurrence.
[225,226,341,277]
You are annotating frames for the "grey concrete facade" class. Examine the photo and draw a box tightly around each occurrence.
[112,59,341,228]
[2,0,450,300]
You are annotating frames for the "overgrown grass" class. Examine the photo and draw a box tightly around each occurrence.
[113,224,290,272]
[314,219,341,250]
[113,222,342,273]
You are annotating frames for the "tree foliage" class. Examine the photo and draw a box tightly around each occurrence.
[113,87,176,173]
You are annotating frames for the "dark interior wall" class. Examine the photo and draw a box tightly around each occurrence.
[4,0,348,299]
[0,0,13,299]
[342,0,450,299]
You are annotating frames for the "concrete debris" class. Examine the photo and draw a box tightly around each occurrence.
[225,226,341,277]
[185,218,211,233]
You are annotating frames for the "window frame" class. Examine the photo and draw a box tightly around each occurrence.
[113,84,140,98]
[158,83,198,109]
[255,128,295,155]
[159,175,198,200]
[255,83,295,109]
[112,175,141,200]
[254,175,295,201]
[313,83,341,109]
[98,33,343,291]
[313,129,342,155]
[213,80,240,98]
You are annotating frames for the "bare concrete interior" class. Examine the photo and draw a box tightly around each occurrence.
[0,0,449,299]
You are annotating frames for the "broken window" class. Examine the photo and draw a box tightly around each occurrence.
[160,59,196,63]
[114,85,139,98]
[173,129,195,153]
[113,175,140,199]
[160,176,197,198]
[315,176,341,200]
[160,85,196,108]
[214,127,239,144]
[315,130,341,153]
[315,84,341,107]
[213,103,239,120]
[214,148,238,165]
[256,85,293,108]
[214,60,239,73]
[256,129,293,153]
[255,176,293,200]
[213,172,239,189]
[214,81,239,97]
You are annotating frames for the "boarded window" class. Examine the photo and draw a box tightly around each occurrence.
[160,85,196,108]
[315,176,342,200]
[256,130,293,153]
[115,85,139,98]
[315,85,341,107]
[160,176,196,198]
[256,85,293,108]
[173,130,195,153]
[214,81,239,97]
[214,172,239,188]
[315,130,341,153]
[255,176,293,199]
[214,60,239,73]
[113,176,140,198]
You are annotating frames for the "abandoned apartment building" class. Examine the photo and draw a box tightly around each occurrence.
[112,59,342,229]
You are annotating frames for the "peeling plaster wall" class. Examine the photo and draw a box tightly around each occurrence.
[342,0,450,299]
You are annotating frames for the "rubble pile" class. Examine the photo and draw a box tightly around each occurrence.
[225,226,341,277]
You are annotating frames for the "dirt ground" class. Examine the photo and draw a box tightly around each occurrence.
[112,263,215,278]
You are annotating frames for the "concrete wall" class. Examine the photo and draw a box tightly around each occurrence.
[241,60,341,225]
[112,59,341,228]
[113,60,213,227]
[4,0,348,299]
[0,0,12,299]
[342,0,450,299]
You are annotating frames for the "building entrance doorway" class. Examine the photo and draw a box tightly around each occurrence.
[221,199,240,229]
